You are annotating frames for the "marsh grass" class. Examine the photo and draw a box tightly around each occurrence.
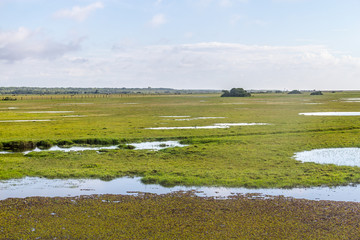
[2,130,360,188]
[2,92,360,187]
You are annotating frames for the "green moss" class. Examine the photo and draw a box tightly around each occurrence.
[1,193,360,239]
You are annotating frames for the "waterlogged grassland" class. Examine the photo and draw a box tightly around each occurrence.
[2,130,360,187]
[1,92,360,141]
[1,193,360,239]
[1,92,360,187]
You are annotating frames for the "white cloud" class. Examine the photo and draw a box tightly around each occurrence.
[155,0,163,5]
[272,0,306,2]
[229,14,267,26]
[0,27,81,62]
[184,32,194,39]
[219,0,232,7]
[230,14,244,25]
[2,42,360,90]
[219,0,248,7]
[53,1,104,22]
[149,14,166,27]
[193,0,247,7]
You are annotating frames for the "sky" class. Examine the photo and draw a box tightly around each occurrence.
[1,0,360,90]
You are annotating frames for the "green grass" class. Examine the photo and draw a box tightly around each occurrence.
[1,92,360,187]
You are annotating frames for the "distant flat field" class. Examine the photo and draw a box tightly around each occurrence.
[0,92,359,141]
[2,92,360,188]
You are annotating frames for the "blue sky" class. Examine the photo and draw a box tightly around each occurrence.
[1,0,360,89]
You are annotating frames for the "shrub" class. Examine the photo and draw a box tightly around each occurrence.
[310,91,323,95]
[221,88,251,97]
[288,90,302,94]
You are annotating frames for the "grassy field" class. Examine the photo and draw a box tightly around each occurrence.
[2,91,360,239]
[1,91,360,187]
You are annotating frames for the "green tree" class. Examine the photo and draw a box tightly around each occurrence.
[288,90,302,94]
[310,91,323,95]
[221,88,251,97]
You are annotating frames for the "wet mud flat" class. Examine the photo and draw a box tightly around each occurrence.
[1,192,359,239]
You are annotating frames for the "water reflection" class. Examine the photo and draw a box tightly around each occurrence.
[0,141,187,155]
[294,148,360,167]
[299,112,360,116]
[23,145,119,154]
[146,123,269,130]
[130,141,187,150]
[1,177,360,202]
[342,98,360,102]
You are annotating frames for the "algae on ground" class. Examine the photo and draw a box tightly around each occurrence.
[0,192,359,239]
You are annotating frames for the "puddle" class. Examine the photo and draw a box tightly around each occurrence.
[175,117,226,121]
[23,146,120,155]
[303,103,323,105]
[0,120,52,123]
[2,177,360,202]
[25,111,75,114]
[146,123,269,130]
[0,107,19,110]
[342,98,360,102]
[147,126,229,130]
[215,123,268,126]
[299,112,360,116]
[129,141,187,150]
[294,148,360,167]
[0,141,187,155]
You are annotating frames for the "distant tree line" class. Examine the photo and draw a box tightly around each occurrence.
[288,90,324,95]
[288,90,302,94]
[221,88,251,97]
[0,87,221,95]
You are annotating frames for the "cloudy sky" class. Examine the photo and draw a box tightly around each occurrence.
[1,0,360,90]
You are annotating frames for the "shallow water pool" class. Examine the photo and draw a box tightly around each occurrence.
[299,112,360,116]
[1,177,360,202]
[294,148,360,167]
[146,123,269,130]
[0,141,187,155]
